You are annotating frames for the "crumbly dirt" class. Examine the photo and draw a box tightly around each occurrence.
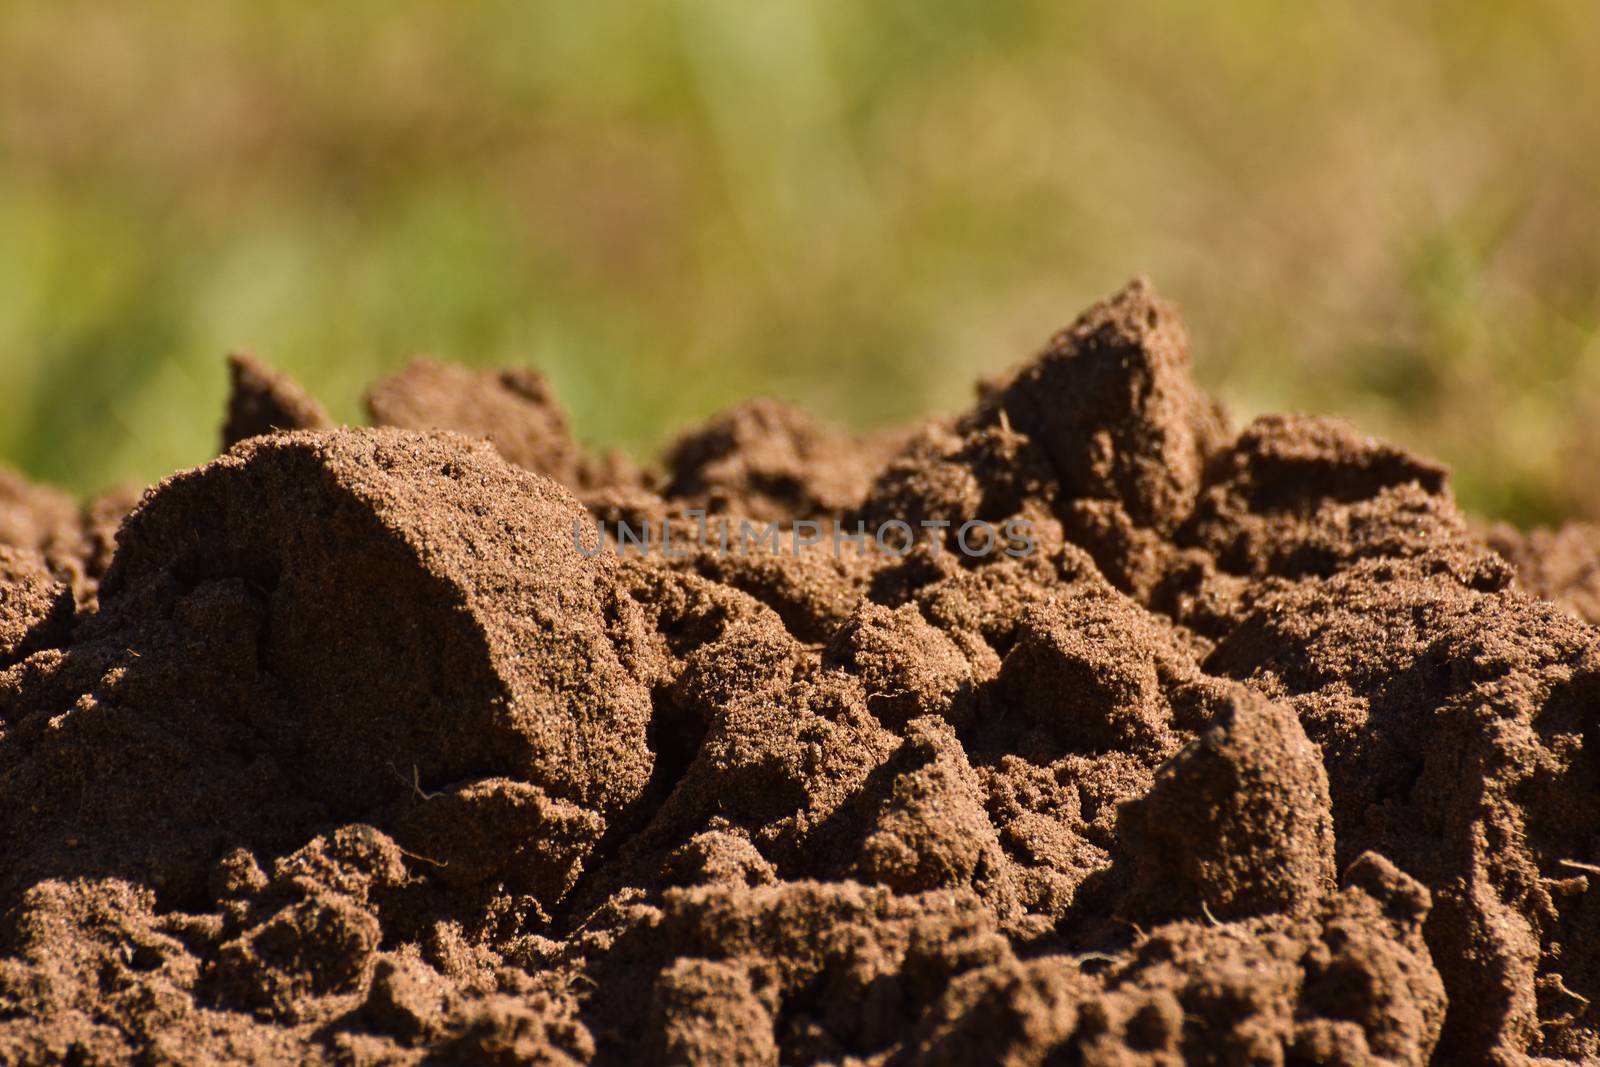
[1486,520,1600,627]
[1,278,1597,1065]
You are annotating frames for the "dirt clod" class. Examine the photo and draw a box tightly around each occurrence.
[222,352,333,450]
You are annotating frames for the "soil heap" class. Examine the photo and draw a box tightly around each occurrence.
[2,279,1598,1065]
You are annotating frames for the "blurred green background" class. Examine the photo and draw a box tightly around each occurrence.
[2,3,1598,524]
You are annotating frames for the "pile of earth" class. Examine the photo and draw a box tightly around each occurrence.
[2,278,1599,1065]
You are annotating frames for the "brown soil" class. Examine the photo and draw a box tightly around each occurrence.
[1,279,1597,1064]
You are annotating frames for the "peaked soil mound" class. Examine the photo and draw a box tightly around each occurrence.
[2,279,1598,1064]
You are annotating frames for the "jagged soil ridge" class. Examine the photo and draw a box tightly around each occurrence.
[0,279,1595,1063]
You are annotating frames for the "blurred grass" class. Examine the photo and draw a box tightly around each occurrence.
[1,2,1598,524]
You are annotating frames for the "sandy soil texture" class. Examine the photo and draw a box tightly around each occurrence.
[3,280,1599,1064]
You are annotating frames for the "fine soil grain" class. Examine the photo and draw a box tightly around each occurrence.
[1,278,1598,1064]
